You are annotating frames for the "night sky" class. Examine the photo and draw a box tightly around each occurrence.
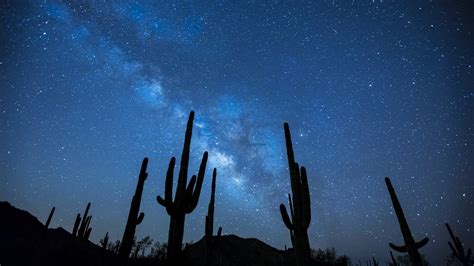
[1,1,473,264]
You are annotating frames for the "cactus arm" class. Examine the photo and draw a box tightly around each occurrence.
[157,157,177,214]
[186,175,197,198]
[84,227,92,240]
[455,236,465,257]
[449,242,460,259]
[415,237,429,249]
[300,166,311,228]
[217,226,222,237]
[78,203,91,237]
[72,214,81,236]
[156,196,166,206]
[185,152,208,213]
[389,243,408,253]
[279,204,295,230]
[288,194,294,221]
[136,212,144,225]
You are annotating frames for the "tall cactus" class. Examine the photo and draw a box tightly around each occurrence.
[156,111,208,259]
[119,157,149,262]
[45,206,55,228]
[446,222,473,266]
[205,168,222,265]
[385,177,428,266]
[72,202,92,240]
[279,122,311,266]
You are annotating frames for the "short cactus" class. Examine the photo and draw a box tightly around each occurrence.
[45,206,55,228]
[385,177,428,265]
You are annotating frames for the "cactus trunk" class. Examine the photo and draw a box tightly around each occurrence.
[119,157,148,262]
[205,169,222,265]
[279,123,311,266]
[385,177,428,266]
[157,111,208,260]
[45,207,55,228]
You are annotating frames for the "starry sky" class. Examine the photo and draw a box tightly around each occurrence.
[1,1,473,264]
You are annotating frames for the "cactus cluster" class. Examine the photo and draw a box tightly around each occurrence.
[156,111,209,259]
[119,157,149,262]
[279,122,312,266]
[385,177,428,266]
[72,202,92,241]
[35,111,472,265]
[446,222,473,266]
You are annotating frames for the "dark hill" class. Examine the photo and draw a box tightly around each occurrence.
[0,201,118,266]
[183,234,291,266]
[1,201,332,266]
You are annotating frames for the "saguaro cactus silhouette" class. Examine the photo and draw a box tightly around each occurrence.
[205,168,222,265]
[119,157,149,262]
[385,177,428,266]
[45,206,55,228]
[72,202,92,240]
[279,122,311,266]
[446,222,473,266]
[156,111,208,259]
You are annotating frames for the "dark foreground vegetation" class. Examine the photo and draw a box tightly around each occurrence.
[0,112,471,266]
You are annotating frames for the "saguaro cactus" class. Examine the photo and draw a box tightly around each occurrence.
[385,177,428,266]
[446,223,473,266]
[279,123,311,266]
[119,157,149,262]
[205,168,222,265]
[72,202,92,240]
[156,111,208,259]
[45,206,55,228]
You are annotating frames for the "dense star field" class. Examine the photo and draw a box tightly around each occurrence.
[0,1,472,264]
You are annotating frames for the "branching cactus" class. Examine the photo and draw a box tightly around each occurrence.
[385,177,428,266]
[45,206,55,228]
[156,111,208,259]
[205,168,223,265]
[119,157,149,262]
[446,222,473,266]
[72,202,92,240]
[279,123,311,266]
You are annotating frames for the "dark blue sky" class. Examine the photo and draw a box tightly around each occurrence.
[1,1,473,264]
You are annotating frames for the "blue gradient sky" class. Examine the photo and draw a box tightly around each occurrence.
[1,1,473,264]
